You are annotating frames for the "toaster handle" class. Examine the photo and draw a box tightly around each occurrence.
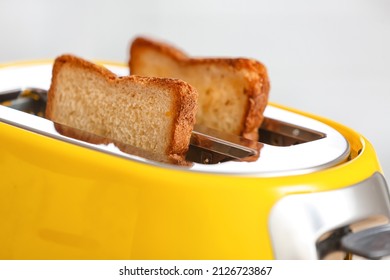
[341,224,390,259]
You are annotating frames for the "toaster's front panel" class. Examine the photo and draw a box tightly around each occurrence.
[0,121,280,259]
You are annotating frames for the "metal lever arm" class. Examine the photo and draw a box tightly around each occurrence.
[341,225,390,259]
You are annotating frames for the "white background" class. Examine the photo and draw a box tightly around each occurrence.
[1,0,389,178]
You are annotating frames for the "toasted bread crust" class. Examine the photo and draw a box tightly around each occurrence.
[46,54,197,163]
[130,37,270,140]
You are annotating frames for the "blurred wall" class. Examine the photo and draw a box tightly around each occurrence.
[1,0,390,177]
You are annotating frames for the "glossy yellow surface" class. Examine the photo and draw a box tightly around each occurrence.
[0,104,382,260]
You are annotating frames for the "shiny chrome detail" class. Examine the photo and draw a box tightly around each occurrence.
[260,117,325,146]
[191,105,349,175]
[189,124,262,164]
[269,173,390,259]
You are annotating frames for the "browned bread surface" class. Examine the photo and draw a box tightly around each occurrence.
[46,54,198,163]
[129,37,270,140]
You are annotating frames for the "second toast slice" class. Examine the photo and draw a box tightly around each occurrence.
[130,37,270,141]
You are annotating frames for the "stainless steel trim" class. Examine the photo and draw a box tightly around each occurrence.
[190,105,350,176]
[268,172,390,259]
[260,117,325,146]
[189,124,261,163]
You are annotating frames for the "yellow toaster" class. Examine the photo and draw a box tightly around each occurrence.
[1,61,389,260]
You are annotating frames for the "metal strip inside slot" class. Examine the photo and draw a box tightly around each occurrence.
[260,117,326,146]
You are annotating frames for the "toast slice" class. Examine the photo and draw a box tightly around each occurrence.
[129,36,270,141]
[46,54,198,163]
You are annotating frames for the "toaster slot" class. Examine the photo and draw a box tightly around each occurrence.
[1,87,326,149]
[259,118,325,146]
[0,87,350,173]
[0,88,260,164]
[0,88,46,116]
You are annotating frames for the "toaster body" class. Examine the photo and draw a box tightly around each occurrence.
[1,61,389,260]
